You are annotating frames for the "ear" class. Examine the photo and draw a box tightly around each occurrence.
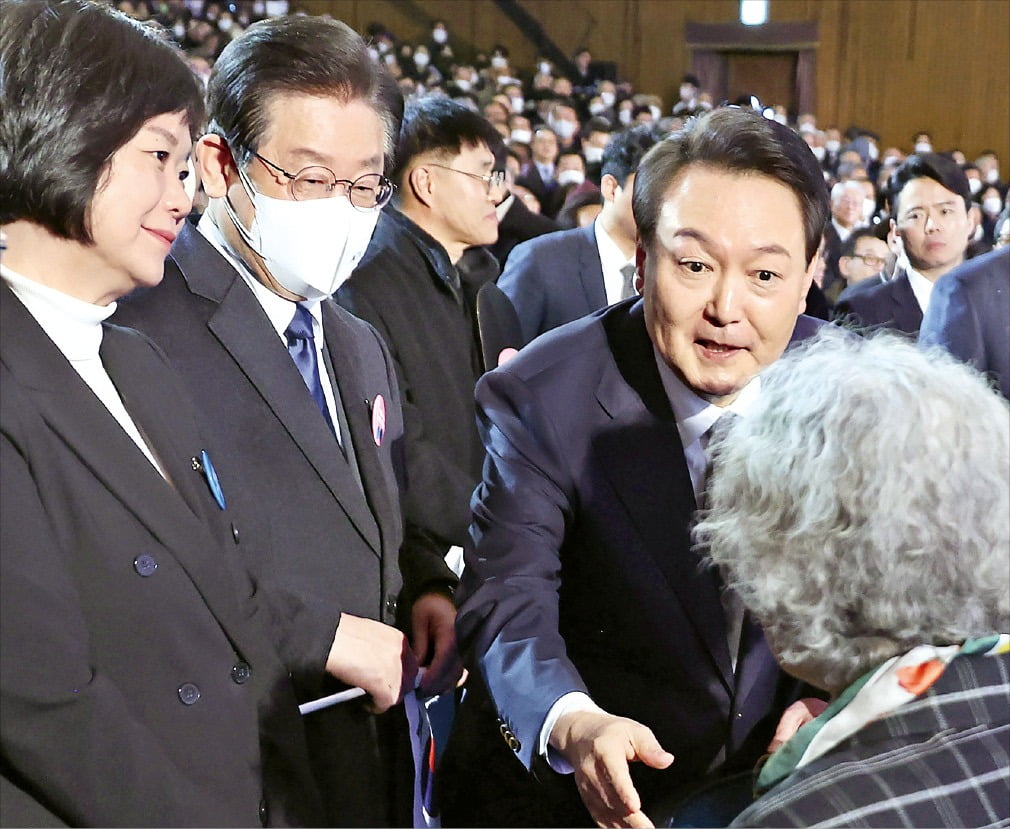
[799,250,818,314]
[407,164,436,209]
[195,134,234,199]
[600,172,619,203]
[888,217,900,245]
[635,240,647,291]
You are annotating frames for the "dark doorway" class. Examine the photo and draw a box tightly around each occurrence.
[726,51,798,113]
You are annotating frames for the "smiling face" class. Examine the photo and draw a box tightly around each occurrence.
[82,110,194,304]
[892,176,971,281]
[640,165,814,406]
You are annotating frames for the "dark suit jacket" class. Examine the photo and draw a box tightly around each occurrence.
[919,247,1010,398]
[487,194,559,269]
[114,223,453,826]
[834,268,923,335]
[1,282,321,827]
[337,208,486,551]
[447,301,819,825]
[497,220,606,345]
[516,164,562,217]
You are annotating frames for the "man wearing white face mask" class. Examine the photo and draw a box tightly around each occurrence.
[115,17,462,827]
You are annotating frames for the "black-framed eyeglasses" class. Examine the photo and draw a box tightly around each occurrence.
[249,151,394,209]
[426,163,506,194]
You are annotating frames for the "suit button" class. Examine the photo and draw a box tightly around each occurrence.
[736,712,743,718]
[177,682,201,705]
[259,798,268,826]
[231,522,240,544]
[384,597,397,615]
[133,554,158,577]
[231,662,252,684]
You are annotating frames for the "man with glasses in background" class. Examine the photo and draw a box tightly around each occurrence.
[338,97,505,578]
[115,16,459,826]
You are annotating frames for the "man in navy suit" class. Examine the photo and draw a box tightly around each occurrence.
[498,125,660,345]
[835,153,972,336]
[114,17,458,826]
[919,245,1010,398]
[444,108,830,827]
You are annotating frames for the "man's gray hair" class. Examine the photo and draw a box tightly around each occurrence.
[695,328,1010,692]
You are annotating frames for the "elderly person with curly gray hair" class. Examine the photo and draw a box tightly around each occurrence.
[695,329,1009,828]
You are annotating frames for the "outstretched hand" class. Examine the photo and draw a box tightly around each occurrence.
[550,709,675,828]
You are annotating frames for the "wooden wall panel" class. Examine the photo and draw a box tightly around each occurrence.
[298,0,1008,163]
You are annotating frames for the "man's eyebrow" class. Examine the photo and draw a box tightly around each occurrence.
[672,229,792,258]
[902,197,960,213]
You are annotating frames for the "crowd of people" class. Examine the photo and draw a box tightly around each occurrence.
[1,1,1008,828]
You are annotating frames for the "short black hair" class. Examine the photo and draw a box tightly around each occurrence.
[633,107,830,265]
[207,15,399,168]
[887,152,971,216]
[0,0,204,242]
[391,97,503,188]
[601,124,660,186]
[839,227,880,258]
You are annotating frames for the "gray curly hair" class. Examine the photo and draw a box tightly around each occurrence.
[695,328,1010,692]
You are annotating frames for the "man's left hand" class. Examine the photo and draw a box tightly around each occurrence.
[767,697,829,753]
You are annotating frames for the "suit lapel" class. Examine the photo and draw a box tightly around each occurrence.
[890,271,924,332]
[578,222,608,314]
[0,285,250,643]
[321,301,397,555]
[592,303,734,689]
[171,226,382,554]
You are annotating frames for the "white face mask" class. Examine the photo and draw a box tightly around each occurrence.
[510,128,532,145]
[986,168,1000,184]
[811,145,826,162]
[552,119,577,140]
[600,91,615,107]
[649,105,662,121]
[538,61,551,75]
[454,78,471,92]
[867,142,879,160]
[914,142,932,154]
[218,16,233,32]
[774,112,788,125]
[491,55,508,69]
[618,108,632,126]
[224,165,381,300]
[432,28,448,44]
[589,102,605,116]
[825,139,840,153]
[983,196,1003,215]
[679,84,694,102]
[414,52,430,68]
[510,96,524,113]
[969,178,983,195]
[557,168,585,187]
[173,21,185,38]
[584,145,604,164]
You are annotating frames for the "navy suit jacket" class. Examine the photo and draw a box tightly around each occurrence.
[919,247,1010,399]
[114,223,453,825]
[834,267,923,335]
[497,220,606,346]
[454,301,820,817]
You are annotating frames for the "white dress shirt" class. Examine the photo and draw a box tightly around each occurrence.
[2,265,168,479]
[197,215,343,447]
[904,262,936,315]
[595,220,636,306]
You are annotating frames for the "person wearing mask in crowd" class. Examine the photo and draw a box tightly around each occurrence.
[114,16,459,826]
[979,184,1005,245]
[920,246,1010,399]
[444,108,830,827]
[821,180,866,295]
[582,116,614,185]
[570,46,599,101]
[975,149,1005,195]
[498,124,660,344]
[488,141,560,268]
[699,331,1009,828]
[544,149,589,219]
[671,73,703,118]
[0,2,325,824]
[823,126,843,175]
[337,97,504,575]
[836,153,972,336]
[547,97,582,155]
[912,130,934,154]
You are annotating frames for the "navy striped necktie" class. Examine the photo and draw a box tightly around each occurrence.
[285,303,335,436]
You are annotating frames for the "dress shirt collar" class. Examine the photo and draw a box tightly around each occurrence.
[903,262,935,314]
[496,192,515,223]
[831,217,853,243]
[595,219,636,305]
[1,264,114,361]
[197,213,322,339]
[651,342,762,446]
